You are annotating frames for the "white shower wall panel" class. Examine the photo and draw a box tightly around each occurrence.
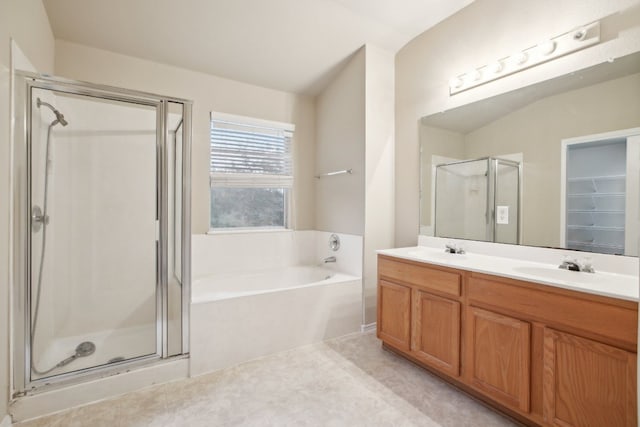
[46,96,158,341]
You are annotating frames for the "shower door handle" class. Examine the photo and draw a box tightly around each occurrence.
[31,206,49,232]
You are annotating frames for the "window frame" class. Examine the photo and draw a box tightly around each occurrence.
[209,112,295,232]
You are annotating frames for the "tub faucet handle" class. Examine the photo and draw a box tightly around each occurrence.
[323,256,336,263]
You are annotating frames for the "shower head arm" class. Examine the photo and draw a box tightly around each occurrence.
[36,97,68,127]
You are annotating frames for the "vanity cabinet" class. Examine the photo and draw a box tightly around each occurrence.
[466,307,530,412]
[377,280,411,351]
[411,289,461,376]
[377,256,462,376]
[377,254,638,427]
[543,329,636,427]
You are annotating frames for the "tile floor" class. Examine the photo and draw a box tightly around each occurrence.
[15,332,517,427]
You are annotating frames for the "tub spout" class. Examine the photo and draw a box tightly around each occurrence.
[323,256,336,263]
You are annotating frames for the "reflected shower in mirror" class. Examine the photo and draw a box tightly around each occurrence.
[420,51,640,256]
[434,157,520,244]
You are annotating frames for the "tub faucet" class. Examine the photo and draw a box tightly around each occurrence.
[323,256,336,263]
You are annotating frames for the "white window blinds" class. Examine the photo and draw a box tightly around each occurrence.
[210,113,294,188]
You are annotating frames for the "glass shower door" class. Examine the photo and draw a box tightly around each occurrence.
[435,158,491,241]
[29,88,160,380]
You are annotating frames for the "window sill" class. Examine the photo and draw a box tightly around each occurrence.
[206,228,293,236]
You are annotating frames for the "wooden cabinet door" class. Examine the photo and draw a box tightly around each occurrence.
[543,328,637,427]
[377,280,411,351]
[411,289,461,376]
[467,306,531,412]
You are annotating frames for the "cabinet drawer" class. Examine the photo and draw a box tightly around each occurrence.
[379,256,461,297]
[468,274,638,350]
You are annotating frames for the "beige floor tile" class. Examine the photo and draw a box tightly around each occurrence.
[14,332,518,427]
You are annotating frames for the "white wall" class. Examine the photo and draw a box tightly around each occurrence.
[314,44,395,325]
[315,48,366,235]
[0,0,55,419]
[419,126,465,227]
[192,231,362,280]
[54,40,316,234]
[395,0,640,246]
[464,73,640,248]
[363,45,395,325]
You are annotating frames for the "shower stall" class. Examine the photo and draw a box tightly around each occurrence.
[434,157,521,244]
[12,72,192,394]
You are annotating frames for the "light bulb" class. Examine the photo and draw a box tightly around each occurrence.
[488,61,503,74]
[466,69,481,83]
[510,51,528,67]
[449,76,463,89]
[537,40,556,56]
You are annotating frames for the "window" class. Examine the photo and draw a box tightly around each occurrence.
[209,112,294,230]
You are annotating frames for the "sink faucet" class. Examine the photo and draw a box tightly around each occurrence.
[445,242,465,254]
[323,256,336,263]
[558,257,595,273]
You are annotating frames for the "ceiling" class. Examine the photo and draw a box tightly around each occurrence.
[42,0,473,95]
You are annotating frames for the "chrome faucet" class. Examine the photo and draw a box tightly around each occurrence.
[445,242,465,254]
[558,257,595,273]
[323,256,336,263]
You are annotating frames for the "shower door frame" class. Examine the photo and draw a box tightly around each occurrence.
[491,157,522,244]
[433,157,522,243]
[12,72,192,395]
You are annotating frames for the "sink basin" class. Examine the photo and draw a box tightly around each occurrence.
[512,266,604,284]
[407,250,467,261]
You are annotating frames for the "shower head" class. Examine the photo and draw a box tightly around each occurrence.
[75,341,96,357]
[37,97,68,126]
[53,341,96,369]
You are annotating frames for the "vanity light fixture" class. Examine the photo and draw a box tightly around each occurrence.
[573,27,588,41]
[449,20,600,95]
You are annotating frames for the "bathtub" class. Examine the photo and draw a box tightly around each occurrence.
[189,265,362,376]
[192,265,356,302]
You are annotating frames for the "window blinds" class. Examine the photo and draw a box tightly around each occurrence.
[210,114,293,188]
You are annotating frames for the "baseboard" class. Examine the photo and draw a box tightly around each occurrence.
[360,322,376,333]
[1,414,12,427]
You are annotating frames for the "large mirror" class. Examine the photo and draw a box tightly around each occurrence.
[420,51,640,256]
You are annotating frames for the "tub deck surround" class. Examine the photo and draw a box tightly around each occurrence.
[190,231,364,376]
[191,265,357,303]
[378,246,638,301]
[376,250,638,427]
[190,274,362,376]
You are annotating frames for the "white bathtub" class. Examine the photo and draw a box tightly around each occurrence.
[190,265,362,376]
[192,265,356,302]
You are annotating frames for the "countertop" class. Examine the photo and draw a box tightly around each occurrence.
[378,246,639,302]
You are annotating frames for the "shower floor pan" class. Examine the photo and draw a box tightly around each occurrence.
[30,323,157,381]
